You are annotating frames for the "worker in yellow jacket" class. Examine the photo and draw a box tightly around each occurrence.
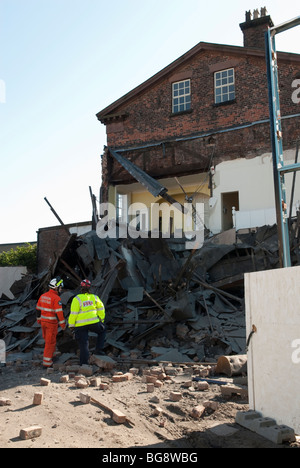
[68,279,106,365]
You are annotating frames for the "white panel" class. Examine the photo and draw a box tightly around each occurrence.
[245,266,300,433]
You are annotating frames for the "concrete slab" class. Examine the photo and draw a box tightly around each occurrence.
[236,411,296,444]
[209,423,239,437]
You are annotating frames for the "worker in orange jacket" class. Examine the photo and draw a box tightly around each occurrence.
[36,277,66,368]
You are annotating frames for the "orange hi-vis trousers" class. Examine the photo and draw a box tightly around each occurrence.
[41,322,58,367]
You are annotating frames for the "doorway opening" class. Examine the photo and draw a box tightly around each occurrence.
[222,191,239,231]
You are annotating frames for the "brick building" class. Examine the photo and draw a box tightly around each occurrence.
[96,9,300,236]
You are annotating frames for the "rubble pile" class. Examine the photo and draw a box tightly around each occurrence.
[0,224,282,366]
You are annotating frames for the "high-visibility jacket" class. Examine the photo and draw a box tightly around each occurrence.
[36,289,66,329]
[68,293,105,328]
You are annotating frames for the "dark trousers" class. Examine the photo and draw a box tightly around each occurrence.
[74,322,106,365]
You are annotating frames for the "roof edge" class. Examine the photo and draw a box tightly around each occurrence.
[96,41,300,122]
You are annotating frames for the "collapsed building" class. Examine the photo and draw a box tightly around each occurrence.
[1,8,300,367]
[1,219,300,366]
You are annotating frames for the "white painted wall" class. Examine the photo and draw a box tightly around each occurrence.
[209,149,300,233]
[245,266,300,433]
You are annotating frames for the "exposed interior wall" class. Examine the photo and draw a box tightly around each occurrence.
[114,173,210,235]
[245,265,300,433]
[209,148,300,233]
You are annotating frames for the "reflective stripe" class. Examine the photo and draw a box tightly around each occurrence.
[41,315,57,321]
[38,306,63,313]
[75,317,100,325]
[43,358,53,367]
[75,295,83,307]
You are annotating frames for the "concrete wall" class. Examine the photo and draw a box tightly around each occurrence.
[245,265,300,433]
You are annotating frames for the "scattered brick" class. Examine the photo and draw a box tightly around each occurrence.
[75,378,89,389]
[112,374,127,382]
[191,405,206,419]
[0,397,11,406]
[33,392,43,405]
[60,375,69,383]
[221,384,248,398]
[40,378,50,386]
[203,400,219,411]
[89,377,101,386]
[153,406,164,416]
[112,409,126,424]
[170,391,182,402]
[154,380,163,388]
[79,392,91,404]
[147,383,155,393]
[19,425,42,440]
[123,372,133,380]
[100,383,109,390]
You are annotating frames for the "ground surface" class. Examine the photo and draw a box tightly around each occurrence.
[0,361,298,450]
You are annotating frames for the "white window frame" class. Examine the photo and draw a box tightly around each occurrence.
[172,79,191,114]
[214,68,235,104]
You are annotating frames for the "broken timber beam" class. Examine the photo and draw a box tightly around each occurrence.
[192,273,244,304]
[44,197,70,236]
[90,397,135,426]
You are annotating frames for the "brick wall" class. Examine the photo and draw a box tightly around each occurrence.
[100,47,300,195]
[37,226,70,274]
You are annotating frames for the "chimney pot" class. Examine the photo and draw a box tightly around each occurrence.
[261,6,267,17]
[245,10,252,22]
[240,8,274,48]
[253,8,259,19]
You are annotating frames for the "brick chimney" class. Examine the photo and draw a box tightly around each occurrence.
[240,7,274,49]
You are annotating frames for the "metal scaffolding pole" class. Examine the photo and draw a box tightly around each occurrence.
[265,16,300,268]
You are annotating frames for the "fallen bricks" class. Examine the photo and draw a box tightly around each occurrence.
[2,356,298,446]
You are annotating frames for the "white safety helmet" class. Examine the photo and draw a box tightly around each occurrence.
[49,277,64,289]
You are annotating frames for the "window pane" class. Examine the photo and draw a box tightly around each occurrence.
[172,79,191,113]
[214,68,235,104]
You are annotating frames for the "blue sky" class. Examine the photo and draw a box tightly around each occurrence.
[0,0,299,243]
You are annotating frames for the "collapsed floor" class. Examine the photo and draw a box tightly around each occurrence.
[0,223,291,367]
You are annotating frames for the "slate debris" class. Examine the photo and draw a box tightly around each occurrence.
[0,223,294,365]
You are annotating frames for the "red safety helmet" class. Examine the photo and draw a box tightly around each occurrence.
[81,279,91,288]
